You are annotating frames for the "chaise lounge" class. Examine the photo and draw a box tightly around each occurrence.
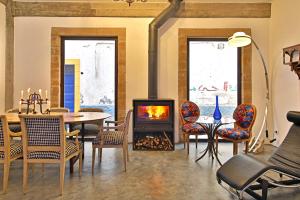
[216,111,300,200]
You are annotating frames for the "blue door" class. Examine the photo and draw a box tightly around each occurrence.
[64,64,75,112]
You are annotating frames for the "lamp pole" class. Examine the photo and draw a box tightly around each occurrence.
[248,39,270,152]
[228,32,272,152]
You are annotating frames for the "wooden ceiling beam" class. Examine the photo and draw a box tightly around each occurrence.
[0,0,7,6]
[13,2,271,18]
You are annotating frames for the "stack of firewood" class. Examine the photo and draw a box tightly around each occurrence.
[134,132,173,151]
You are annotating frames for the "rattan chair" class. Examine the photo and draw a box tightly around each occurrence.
[19,114,82,195]
[179,101,207,155]
[216,103,256,155]
[92,109,132,173]
[0,115,23,193]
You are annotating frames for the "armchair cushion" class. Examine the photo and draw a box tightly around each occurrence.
[182,123,206,134]
[217,128,250,140]
[0,140,23,159]
[27,140,82,159]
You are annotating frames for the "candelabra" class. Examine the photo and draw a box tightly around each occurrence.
[19,89,50,114]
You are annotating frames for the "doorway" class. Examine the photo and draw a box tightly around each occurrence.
[61,37,117,120]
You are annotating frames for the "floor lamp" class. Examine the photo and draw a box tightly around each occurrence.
[228,32,271,152]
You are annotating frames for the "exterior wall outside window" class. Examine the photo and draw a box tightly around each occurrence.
[188,40,239,119]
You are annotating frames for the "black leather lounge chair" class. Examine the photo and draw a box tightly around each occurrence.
[216,111,300,200]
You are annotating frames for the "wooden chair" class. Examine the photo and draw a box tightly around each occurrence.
[179,101,206,155]
[19,114,82,195]
[92,109,132,173]
[0,115,23,193]
[216,103,256,155]
[72,107,104,141]
[6,108,33,133]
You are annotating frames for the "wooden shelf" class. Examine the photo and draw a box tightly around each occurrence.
[283,44,300,79]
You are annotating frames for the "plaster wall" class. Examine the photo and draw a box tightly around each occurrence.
[0,4,5,113]
[270,0,300,145]
[14,17,269,143]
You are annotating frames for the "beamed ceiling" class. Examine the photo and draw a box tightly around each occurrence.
[14,0,272,2]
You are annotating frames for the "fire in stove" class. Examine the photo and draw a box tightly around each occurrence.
[137,106,169,120]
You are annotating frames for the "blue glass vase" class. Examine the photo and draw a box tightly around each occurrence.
[213,95,222,120]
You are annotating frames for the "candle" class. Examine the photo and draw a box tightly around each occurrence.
[39,89,42,95]
[18,100,22,113]
[21,90,24,99]
[27,88,31,97]
[34,100,37,113]
[48,100,51,111]
[45,90,48,99]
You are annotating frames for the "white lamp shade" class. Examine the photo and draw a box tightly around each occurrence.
[228,32,252,47]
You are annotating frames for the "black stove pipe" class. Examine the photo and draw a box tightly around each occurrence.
[148,0,182,99]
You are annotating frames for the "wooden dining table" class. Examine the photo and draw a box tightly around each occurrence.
[6,111,111,172]
[6,112,111,125]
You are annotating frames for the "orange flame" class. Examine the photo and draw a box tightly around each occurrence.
[146,106,168,119]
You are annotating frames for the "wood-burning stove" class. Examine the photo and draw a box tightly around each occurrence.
[133,99,174,151]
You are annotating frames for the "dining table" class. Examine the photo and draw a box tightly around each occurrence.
[6,111,111,172]
[195,116,235,165]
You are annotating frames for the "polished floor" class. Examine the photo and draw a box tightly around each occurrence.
[0,142,299,200]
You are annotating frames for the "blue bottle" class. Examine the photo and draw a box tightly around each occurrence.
[213,95,222,120]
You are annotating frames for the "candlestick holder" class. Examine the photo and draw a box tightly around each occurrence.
[19,92,50,114]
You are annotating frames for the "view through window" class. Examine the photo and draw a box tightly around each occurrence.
[63,38,116,119]
[188,39,240,120]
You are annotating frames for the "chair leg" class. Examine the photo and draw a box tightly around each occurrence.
[3,162,10,194]
[233,143,238,155]
[183,133,186,149]
[126,143,129,162]
[92,147,96,175]
[215,134,219,154]
[195,134,198,149]
[99,148,102,163]
[23,161,28,194]
[98,148,101,160]
[123,146,127,172]
[59,162,65,195]
[187,134,190,155]
[245,141,249,154]
[79,151,83,176]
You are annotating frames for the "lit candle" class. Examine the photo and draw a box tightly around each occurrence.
[34,100,37,113]
[21,90,24,99]
[18,100,22,113]
[45,90,48,99]
[27,88,31,97]
[48,100,51,111]
[39,89,42,95]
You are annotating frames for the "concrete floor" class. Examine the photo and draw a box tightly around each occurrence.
[0,142,299,200]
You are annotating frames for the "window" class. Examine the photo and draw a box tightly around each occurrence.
[188,39,241,118]
[61,38,117,119]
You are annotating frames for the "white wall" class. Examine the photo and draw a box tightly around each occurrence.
[14,17,269,142]
[270,0,300,145]
[0,4,5,113]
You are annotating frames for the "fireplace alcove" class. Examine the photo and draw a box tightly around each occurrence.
[133,99,175,151]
